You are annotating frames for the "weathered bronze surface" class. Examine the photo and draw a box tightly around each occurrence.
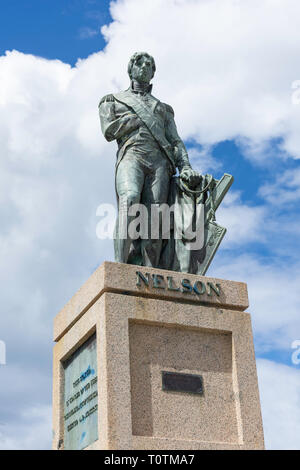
[162,371,204,395]
[99,52,233,274]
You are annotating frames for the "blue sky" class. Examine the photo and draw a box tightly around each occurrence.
[0,0,300,450]
[0,0,112,64]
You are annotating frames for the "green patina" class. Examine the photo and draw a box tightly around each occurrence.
[99,52,233,275]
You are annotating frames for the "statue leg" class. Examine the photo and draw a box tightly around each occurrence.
[140,158,172,267]
[115,155,145,264]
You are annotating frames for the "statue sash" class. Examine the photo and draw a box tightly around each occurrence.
[113,90,176,171]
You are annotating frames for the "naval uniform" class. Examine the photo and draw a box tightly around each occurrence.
[99,83,192,266]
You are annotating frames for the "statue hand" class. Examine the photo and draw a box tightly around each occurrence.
[180,168,202,189]
[123,114,143,133]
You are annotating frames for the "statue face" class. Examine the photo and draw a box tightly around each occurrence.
[131,55,154,84]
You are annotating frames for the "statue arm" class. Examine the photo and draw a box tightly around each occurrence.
[98,96,140,142]
[165,104,202,188]
[164,105,192,172]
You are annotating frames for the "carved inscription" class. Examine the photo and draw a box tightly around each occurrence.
[63,334,98,450]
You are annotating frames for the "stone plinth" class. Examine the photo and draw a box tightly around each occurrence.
[52,261,264,450]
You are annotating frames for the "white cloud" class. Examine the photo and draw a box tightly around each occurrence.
[1,0,300,450]
[0,362,52,450]
[0,405,52,450]
[216,192,266,247]
[257,359,300,450]
[210,253,300,354]
[187,145,223,174]
[259,167,300,204]
[79,27,99,39]
[102,0,300,161]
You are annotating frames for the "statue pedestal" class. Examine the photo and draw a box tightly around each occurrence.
[52,262,264,450]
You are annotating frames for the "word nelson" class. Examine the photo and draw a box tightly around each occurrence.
[136,271,221,297]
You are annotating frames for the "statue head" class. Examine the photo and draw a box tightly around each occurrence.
[127,52,156,84]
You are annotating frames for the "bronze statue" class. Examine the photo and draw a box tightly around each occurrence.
[99,52,233,274]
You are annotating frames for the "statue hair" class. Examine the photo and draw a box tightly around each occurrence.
[127,52,156,79]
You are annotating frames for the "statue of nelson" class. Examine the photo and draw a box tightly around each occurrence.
[98,52,201,267]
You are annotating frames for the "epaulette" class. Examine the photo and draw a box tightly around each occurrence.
[164,103,174,116]
[98,94,115,107]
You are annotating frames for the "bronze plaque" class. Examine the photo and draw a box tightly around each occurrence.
[162,371,203,395]
[63,333,98,450]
